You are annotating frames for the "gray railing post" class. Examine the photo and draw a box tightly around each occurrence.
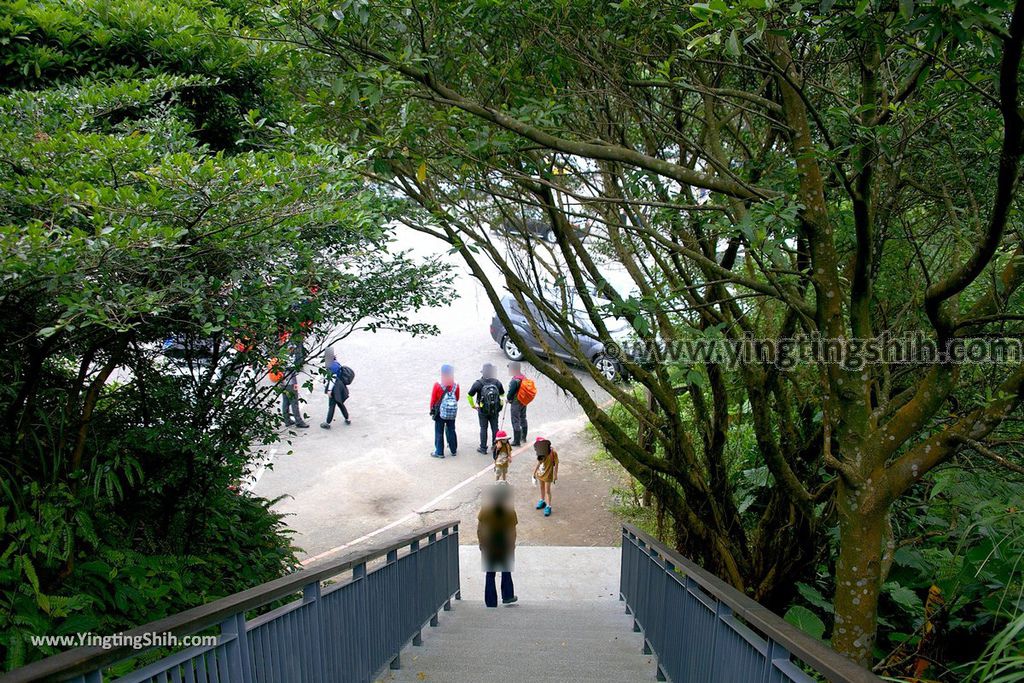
[708,599,732,682]
[353,561,369,680]
[220,612,254,683]
[762,639,793,682]
[452,524,461,600]
[624,533,634,615]
[410,539,424,647]
[302,581,327,683]
[441,528,453,611]
[648,543,664,651]
[427,532,440,626]
[619,527,628,602]
[386,549,402,671]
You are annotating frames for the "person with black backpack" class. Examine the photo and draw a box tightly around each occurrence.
[320,359,354,429]
[468,363,504,454]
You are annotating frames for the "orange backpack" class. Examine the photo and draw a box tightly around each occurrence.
[267,359,284,384]
[516,376,538,405]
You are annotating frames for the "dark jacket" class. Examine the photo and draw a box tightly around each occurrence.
[329,370,349,403]
[469,377,504,413]
[506,375,523,404]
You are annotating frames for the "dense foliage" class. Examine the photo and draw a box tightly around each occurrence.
[273,0,1024,675]
[0,0,443,670]
[1,0,281,149]
[2,0,1021,678]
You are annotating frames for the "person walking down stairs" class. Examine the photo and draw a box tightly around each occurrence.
[477,484,518,608]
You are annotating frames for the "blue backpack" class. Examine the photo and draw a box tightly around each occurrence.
[438,384,459,420]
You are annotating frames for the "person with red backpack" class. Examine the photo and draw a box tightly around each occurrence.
[506,361,537,446]
[429,364,460,458]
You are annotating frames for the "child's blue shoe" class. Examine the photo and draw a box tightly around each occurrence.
[536,499,546,509]
[544,505,552,516]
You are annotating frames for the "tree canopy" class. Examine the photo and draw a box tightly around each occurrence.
[2,0,1022,677]
[0,0,444,669]
[276,0,1024,670]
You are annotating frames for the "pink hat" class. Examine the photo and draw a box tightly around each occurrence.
[534,436,549,443]
[494,430,509,441]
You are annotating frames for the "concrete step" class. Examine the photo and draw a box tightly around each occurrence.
[377,599,659,683]
[457,545,622,602]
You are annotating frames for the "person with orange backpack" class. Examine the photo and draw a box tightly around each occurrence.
[506,361,537,446]
[273,339,309,429]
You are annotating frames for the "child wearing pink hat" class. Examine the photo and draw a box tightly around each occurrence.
[532,436,559,516]
[492,431,512,481]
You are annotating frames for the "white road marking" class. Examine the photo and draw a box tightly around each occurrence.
[245,447,277,492]
[299,410,602,567]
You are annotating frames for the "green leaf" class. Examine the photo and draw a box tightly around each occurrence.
[785,605,826,639]
[726,29,741,57]
[796,582,834,613]
[20,555,40,594]
[884,582,924,614]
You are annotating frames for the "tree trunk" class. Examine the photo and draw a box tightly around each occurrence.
[832,482,887,666]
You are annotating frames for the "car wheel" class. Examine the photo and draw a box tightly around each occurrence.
[544,229,557,243]
[502,335,525,361]
[593,353,619,381]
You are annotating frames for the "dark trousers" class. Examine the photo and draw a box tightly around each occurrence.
[510,402,528,444]
[281,390,304,425]
[478,410,499,449]
[326,397,349,423]
[434,418,457,455]
[484,572,515,607]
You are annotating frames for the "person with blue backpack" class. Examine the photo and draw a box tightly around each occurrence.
[320,358,354,429]
[429,364,460,458]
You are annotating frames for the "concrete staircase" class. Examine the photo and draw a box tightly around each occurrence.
[377,546,659,683]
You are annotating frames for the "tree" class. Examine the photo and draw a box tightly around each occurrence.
[280,0,1024,665]
[0,1,446,668]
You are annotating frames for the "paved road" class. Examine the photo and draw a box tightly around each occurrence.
[252,228,608,560]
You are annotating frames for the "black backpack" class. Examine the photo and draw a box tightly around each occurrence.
[479,381,501,416]
[339,366,355,385]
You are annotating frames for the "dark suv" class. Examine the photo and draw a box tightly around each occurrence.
[492,209,593,244]
[489,295,621,380]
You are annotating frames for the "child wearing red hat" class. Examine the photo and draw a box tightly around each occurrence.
[492,431,512,481]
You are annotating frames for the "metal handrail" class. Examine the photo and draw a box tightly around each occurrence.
[2,520,461,683]
[621,524,881,683]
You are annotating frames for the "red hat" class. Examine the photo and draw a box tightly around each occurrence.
[495,430,509,441]
[534,436,549,443]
